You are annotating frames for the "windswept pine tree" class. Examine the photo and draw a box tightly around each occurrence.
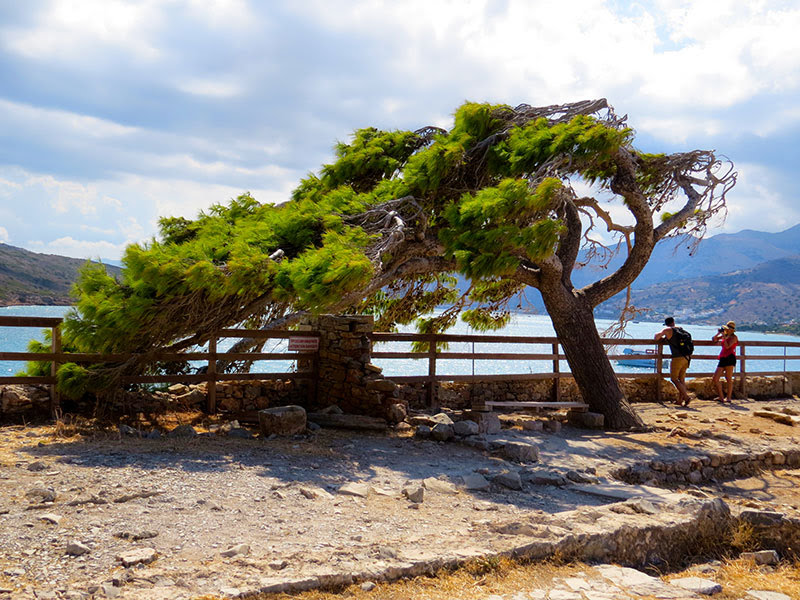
[56,100,735,429]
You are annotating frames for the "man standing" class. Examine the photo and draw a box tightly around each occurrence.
[654,317,693,406]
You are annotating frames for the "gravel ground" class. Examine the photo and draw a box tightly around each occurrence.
[1,397,799,599]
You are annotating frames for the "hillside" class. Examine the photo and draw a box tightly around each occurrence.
[595,255,800,325]
[0,243,120,306]
[572,223,800,289]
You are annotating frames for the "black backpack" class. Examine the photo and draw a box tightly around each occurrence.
[672,326,694,357]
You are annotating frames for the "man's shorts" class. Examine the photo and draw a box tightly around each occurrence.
[670,355,689,380]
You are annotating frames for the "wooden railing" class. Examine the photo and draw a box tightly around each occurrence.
[3,316,799,415]
[0,316,318,414]
[369,332,800,405]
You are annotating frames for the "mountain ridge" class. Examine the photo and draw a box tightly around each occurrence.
[0,243,120,307]
[595,254,800,326]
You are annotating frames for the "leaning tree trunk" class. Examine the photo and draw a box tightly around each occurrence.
[540,284,645,430]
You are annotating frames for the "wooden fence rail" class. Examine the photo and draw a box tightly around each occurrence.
[2,316,799,416]
[369,332,800,405]
[0,316,319,414]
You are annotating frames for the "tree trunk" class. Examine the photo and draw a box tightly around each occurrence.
[541,284,644,430]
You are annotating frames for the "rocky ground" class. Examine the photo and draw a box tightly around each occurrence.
[1,397,799,600]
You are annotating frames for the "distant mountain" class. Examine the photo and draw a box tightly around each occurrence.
[0,243,120,307]
[571,223,800,289]
[595,255,800,326]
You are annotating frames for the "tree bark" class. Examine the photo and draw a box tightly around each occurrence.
[540,283,644,430]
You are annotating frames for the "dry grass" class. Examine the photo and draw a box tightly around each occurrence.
[245,558,587,600]
[205,556,800,600]
[665,558,800,599]
[728,521,760,553]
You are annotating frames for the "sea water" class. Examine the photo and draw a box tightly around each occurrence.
[1,306,798,378]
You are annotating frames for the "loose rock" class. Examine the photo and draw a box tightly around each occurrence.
[117,548,158,567]
[338,482,371,498]
[220,543,250,558]
[422,477,458,495]
[501,441,539,463]
[65,541,90,556]
[259,405,307,436]
[167,424,197,438]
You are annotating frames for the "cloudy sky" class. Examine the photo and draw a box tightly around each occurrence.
[1,0,799,260]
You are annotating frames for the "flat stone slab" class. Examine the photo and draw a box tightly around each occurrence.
[337,482,371,498]
[747,591,792,600]
[594,565,690,599]
[571,481,685,503]
[671,576,722,595]
[423,477,458,495]
[116,548,158,567]
[740,549,779,565]
[461,473,490,491]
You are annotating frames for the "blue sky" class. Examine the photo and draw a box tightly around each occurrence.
[1,0,799,260]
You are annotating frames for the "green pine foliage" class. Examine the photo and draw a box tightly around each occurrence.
[22,100,649,395]
[440,178,565,278]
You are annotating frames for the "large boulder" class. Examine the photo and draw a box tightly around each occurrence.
[258,405,307,436]
[0,384,50,415]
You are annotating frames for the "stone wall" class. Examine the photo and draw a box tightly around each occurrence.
[613,447,800,486]
[400,376,681,410]
[206,380,310,413]
[205,315,402,419]
[687,375,792,400]
[304,315,399,417]
[400,374,795,411]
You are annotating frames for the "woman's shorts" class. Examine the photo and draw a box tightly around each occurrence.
[717,354,736,368]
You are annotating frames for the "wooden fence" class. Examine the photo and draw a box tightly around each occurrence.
[369,332,800,404]
[2,316,799,415]
[0,316,318,414]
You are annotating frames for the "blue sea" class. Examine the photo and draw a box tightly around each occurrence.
[2,305,798,378]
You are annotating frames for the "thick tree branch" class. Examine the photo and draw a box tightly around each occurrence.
[555,194,583,284]
[580,149,655,306]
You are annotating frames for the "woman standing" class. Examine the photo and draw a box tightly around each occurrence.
[712,321,738,403]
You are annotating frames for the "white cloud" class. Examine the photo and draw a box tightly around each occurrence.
[176,78,245,99]
[1,0,799,261]
[721,162,800,233]
[26,236,126,260]
[295,0,800,140]
[0,226,8,243]
[27,175,101,215]
[185,0,256,30]
[3,0,163,62]
[0,98,139,140]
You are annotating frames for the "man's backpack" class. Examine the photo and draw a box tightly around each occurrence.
[672,326,694,357]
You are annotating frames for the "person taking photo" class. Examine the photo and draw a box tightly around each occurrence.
[712,321,738,403]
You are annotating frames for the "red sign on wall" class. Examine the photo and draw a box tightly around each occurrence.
[288,337,320,351]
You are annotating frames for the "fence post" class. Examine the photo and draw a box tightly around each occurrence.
[739,343,747,398]
[426,337,437,410]
[655,342,663,403]
[783,346,788,395]
[551,342,560,402]
[207,335,217,413]
[49,323,61,418]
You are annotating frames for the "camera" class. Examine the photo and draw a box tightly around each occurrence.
[718,327,725,333]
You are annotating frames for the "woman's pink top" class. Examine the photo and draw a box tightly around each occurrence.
[719,337,737,358]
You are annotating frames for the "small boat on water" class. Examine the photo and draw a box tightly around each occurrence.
[615,347,665,369]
